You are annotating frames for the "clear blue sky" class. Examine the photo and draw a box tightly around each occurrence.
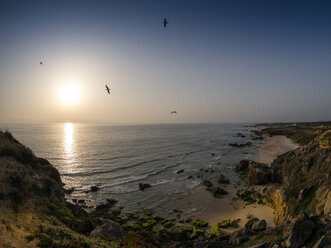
[0,0,330,124]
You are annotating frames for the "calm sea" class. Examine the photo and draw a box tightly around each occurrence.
[1,123,259,215]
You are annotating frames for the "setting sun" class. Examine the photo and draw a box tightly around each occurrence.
[59,84,79,105]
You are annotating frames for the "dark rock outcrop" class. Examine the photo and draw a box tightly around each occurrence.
[247,161,281,185]
[297,186,311,202]
[245,218,259,230]
[236,160,281,185]
[229,142,252,148]
[64,187,74,194]
[237,133,246,138]
[207,187,228,198]
[284,213,315,248]
[228,228,249,245]
[251,220,267,232]
[90,220,124,240]
[236,160,250,172]
[203,180,213,188]
[90,186,99,192]
[218,174,230,184]
[139,183,151,190]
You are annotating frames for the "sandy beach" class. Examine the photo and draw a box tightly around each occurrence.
[256,135,299,165]
[182,135,299,230]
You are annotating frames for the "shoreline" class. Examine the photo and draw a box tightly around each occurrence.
[256,135,299,165]
[182,135,299,230]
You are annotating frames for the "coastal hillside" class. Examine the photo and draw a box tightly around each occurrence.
[257,123,331,219]
[0,130,120,248]
[257,123,331,246]
[1,125,330,248]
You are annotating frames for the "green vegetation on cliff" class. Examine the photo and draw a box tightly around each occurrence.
[258,123,331,219]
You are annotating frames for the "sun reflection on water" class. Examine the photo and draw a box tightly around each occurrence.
[64,122,74,161]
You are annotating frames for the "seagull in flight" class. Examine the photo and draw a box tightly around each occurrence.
[170,111,177,114]
[163,18,168,28]
[105,85,110,94]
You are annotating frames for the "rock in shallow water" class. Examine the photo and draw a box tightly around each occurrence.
[139,183,151,190]
[90,186,99,192]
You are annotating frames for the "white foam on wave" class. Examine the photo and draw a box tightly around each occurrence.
[101,175,149,188]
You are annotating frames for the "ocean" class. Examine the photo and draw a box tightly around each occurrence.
[1,123,259,216]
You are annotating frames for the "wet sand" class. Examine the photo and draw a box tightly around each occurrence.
[182,135,299,230]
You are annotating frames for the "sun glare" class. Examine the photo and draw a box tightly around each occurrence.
[59,84,79,105]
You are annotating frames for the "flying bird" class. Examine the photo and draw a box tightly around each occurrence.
[170,111,177,114]
[40,61,43,65]
[163,18,168,28]
[105,85,110,94]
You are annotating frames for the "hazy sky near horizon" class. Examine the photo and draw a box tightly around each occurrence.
[0,0,330,124]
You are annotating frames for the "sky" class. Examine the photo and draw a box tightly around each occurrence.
[0,0,330,124]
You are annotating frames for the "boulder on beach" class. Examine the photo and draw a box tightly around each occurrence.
[245,218,259,230]
[228,228,249,245]
[208,187,228,198]
[251,220,267,232]
[218,174,230,184]
[203,180,213,188]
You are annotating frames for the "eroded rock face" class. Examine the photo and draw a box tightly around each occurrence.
[90,220,124,240]
[236,160,250,172]
[228,228,249,245]
[285,213,315,248]
[268,188,288,225]
[323,191,331,217]
[247,161,281,185]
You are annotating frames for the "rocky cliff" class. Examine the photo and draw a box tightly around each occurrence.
[257,123,331,247]
[0,131,119,248]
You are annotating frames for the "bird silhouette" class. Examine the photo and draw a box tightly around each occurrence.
[170,111,177,114]
[163,18,168,28]
[40,61,43,66]
[105,85,110,94]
